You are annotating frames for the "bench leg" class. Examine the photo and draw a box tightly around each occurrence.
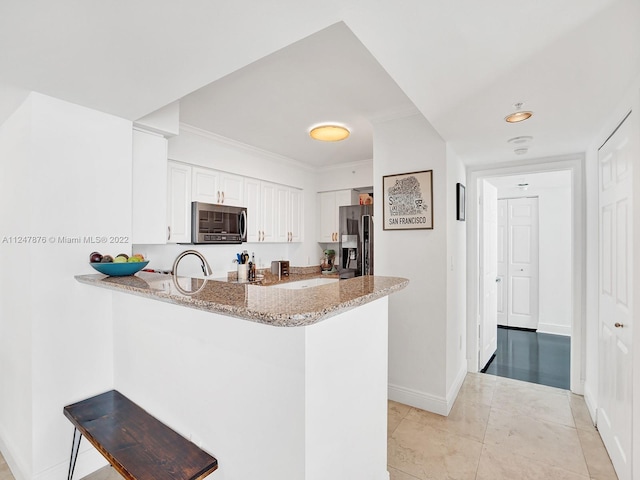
[67,427,83,480]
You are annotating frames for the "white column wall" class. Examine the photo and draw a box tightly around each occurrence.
[373,112,450,413]
[0,92,132,480]
[0,94,34,480]
[445,146,467,401]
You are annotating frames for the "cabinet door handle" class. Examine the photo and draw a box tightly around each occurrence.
[221,191,225,203]
[217,191,220,203]
[167,226,171,241]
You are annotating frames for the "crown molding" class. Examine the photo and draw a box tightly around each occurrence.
[179,122,316,172]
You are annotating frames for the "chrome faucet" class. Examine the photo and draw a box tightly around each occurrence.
[172,250,213,277]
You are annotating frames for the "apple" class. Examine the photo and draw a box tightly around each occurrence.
[89,252,103,263]
[113,256,127,264]
[101,255,114,263]
[128,257,141,263]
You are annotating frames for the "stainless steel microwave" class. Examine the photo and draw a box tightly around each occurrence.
[191,202,247,244]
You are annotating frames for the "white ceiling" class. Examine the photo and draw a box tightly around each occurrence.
[1,0,639,168]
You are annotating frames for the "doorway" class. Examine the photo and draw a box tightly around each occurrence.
[478,171,572,389]
[466,157,584,394]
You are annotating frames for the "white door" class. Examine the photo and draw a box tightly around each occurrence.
[506,197,539,329]
[496,199,508,326]
[480,180,498,369]
[598,113,634,480]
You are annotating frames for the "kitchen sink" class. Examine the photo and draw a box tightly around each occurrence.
[271,277,339,290]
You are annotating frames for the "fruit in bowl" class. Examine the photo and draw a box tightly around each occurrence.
[89,252,148,276]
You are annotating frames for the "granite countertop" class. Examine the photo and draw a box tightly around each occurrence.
[75,271,408,327]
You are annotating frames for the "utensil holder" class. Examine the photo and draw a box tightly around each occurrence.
[237,263,248,281]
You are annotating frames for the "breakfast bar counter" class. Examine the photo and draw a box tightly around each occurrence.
[75,270,407,480]
[74,271,408,326]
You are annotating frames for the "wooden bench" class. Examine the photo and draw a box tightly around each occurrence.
[63,390,218,480]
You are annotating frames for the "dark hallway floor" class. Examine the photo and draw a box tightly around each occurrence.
[483,326,571,390]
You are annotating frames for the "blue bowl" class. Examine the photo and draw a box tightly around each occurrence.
[90,260,149,277]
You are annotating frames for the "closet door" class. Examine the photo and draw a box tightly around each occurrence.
[598,113,634,480]
[496,199,508,326]
[506,197,539,329]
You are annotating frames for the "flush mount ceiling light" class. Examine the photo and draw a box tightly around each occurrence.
[309,125,350,142]
[505,102,533,123]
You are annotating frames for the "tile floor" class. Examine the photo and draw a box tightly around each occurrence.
[0,373,617,480]
[388,373,617,480]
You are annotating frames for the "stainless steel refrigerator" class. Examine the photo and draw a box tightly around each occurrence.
[338,204,374,278]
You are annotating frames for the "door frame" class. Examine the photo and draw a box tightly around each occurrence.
[466,154,585,394]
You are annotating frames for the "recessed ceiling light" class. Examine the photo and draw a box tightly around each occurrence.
[505,102,533,123]
[514,147,529,155]
[517,183,529,190]
[505,111,533,123]
[507,136,533,144]
[309,125,350,142]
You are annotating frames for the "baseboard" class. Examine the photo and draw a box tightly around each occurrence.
[445,365,468,415]
[388,383,448,416]
[583,382,598,425]
[33,445,108,480]
[537,323,572,336]
[0,428,29,480]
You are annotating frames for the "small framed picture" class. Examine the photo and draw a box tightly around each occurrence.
[456,183,465,221]
[382,170,433,230]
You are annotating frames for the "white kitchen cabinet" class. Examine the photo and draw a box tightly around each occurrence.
[192,167,244,206]
[132,128,168,244]
[275,184,290,242]
[244,179,283,243]
[219,173,244,206]
[318,189,354,242]
[245,179,301,243]
[192,166,219,204]
[260,181,277,243]
[167,161,192,243]
[289,188,303,242]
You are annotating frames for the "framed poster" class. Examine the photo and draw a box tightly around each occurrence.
[456,183,465,221]
[382,170,433,230]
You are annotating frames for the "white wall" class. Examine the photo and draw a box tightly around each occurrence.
[492,174,573,335]
[445,146,467,399]
[373,112,453,414]
[0,93,133,480]
[0,94,34,480]
[315,159,373,193]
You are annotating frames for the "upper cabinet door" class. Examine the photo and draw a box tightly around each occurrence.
[132,129,168,244]
[317,190,354,243]
[260,182,277,243]
[289,188,303,243]
[220,173,244,206]
[244,177,261,243]
[192,167,220,204]
[167,161,192,243]
[275,184,290,243]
